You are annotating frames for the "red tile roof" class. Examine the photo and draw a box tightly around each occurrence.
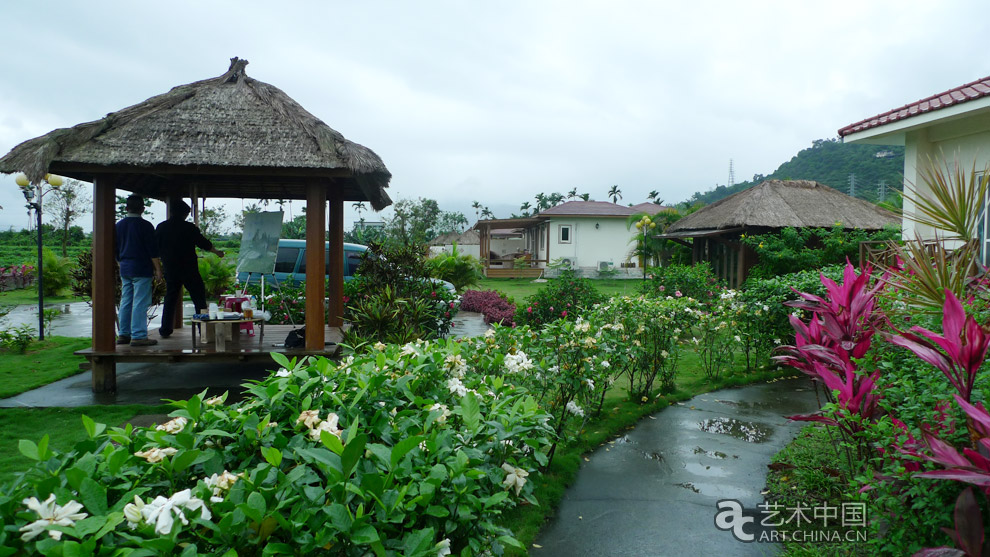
[538,200,670,217]
[838,76,990,137]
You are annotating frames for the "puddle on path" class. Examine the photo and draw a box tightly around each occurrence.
[674,482,700,493]
[641,450,673,474]
[698,417,774,443]
[683,461,728,477]
[693,446,728,459]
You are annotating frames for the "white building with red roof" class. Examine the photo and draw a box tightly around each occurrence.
[839,76,990,264]
[471,200,669,278]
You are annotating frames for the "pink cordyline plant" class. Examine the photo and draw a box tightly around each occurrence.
[889,289,990,404]
[776,263,885,428]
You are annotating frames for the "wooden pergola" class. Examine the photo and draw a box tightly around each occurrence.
[0,58,392,392]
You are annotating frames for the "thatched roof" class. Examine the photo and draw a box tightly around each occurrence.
[0,58,392,210]
[666,180,900,233]
[429,229,480,246]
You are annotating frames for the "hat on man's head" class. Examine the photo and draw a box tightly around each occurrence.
[170,200,191,220]
[125,195,145,214]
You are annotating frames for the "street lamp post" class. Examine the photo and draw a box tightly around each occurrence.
[15,172,63,340]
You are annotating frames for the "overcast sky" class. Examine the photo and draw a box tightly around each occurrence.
[2,0,989,233]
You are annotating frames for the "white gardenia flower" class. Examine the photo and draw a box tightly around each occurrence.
[773,338,782,345]
[583,378,595,390]
[565,400,585,417]
[661,350,669,358]
[431,403,451,425]
[275,368,291,378]
[400,343,418,357]
[600,360,610,368]
[123,495,145,529]
[444,354,468,378]
[309,413,343,441]
[204,470,242,502]
[575,320,591,334]
[156,416,188,434]
[141,489,211,536]
[501,462,529,495]
[296,410,321,429]
[484,328,496,339]
[204,395,224,406]
[373,341,387,351]
[734,335,741,342]
[762,304,770,312]
[504,351,534,374]
[437,538,452,557]
[19,494,88,541]
[447,377,467,397]
[135,446,178,463]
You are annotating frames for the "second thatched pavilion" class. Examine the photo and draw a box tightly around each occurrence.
[0,58,392,392]
[658,180,900,287]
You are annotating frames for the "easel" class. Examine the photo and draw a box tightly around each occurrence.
[239,272,297,328]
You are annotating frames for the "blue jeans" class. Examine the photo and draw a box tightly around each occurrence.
[119,276,153,340]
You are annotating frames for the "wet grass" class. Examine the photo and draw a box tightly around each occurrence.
[500,351,791,552]
[0,336,91,398]
[475,277,642,304]
[0,405,173,484]
[0,287,82,305]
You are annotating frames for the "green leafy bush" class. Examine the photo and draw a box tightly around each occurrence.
[197,253,236,300]
[425,245,483,293]
[0,345,553,554]
[639,262,724,304]
[40,248,74,297]
[0,324,34,353]
[740,225,898,279]
[514,270,605,327]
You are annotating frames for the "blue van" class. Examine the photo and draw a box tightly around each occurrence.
[236,239,367,286]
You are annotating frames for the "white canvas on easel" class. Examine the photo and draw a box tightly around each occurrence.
[237,211,284,315]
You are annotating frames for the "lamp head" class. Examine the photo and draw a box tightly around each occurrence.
[14,173,30,187]
[45,174,63,187]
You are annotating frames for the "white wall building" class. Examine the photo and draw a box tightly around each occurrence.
[840,76,990,265]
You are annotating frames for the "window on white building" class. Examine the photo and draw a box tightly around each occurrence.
[979,183,989,266]
[559,225,571,244]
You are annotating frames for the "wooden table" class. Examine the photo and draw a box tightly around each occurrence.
[191,317,265,351]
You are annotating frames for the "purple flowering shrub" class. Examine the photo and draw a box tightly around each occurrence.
[460,289,516,326]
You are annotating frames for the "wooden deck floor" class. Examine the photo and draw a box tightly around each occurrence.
[75,324,344,363]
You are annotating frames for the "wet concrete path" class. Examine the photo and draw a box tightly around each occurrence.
[532,377,819,557]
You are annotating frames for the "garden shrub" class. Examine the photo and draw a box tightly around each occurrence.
[197,253,236,300]
[240,278,305,326]
[638,262,724,304]
[0,324,34,353]
[591,295,696,397]
[72,249,165,311]
[0,345,553,554]
[343,243,458,344]
[425,245,483,293]
[514,270,605,327]
[739,224,899,279]
[460,290,515,326]
[40,248,74,297]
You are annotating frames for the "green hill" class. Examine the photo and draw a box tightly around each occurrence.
[682,138,904,207]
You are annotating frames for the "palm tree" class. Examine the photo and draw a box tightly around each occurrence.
[481,207,495,220]
[647,190,660,203]
[471,200,482,220]
[351,201,367,222]
[567,188,578,200]
[548,192,564,207]
[579,193,591,201]
[519,201,532,216]
[534,193,548,211]
[608,185,622,204]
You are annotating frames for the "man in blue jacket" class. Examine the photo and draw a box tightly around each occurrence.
[156,200,224,338]
[115,195,162,346]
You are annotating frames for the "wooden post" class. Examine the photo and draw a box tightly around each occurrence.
[304,183,326,350]
[92,177,117,392]
[328,191,345,328]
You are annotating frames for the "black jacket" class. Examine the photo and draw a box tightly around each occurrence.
[155,218,214,268]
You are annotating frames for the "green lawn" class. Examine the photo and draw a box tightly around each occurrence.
[0,287,82,305]
[476,277,643,303]
[0,405,172,484]
[0,336,91,398]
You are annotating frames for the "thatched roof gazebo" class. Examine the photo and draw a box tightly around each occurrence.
[0,58,392,392]
[659,180,899,286]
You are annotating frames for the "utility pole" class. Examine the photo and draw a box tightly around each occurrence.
[848,174,857,198]
[728,159,735,189]
[877,180,887,202]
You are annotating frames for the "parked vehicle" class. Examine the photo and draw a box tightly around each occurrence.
[236,239,366,286]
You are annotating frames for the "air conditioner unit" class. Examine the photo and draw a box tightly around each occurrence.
[598,261,614,271]
[559,258,574,268]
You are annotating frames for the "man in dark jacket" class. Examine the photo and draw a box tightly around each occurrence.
[156,200,224,338]
[115,195,162,346]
